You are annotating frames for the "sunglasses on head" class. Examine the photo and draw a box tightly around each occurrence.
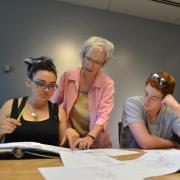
[150,73,168,87]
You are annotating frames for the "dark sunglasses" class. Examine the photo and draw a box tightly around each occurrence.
[150,73,168,87]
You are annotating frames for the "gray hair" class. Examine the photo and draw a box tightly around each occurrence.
[80,36,114,64]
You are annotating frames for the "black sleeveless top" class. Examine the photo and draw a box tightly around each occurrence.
[5,97,60,146]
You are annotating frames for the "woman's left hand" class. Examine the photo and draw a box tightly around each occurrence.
[73,136,94,150]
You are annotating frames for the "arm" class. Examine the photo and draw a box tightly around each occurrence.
[162,95,180,118]
[95,79,114,126]
[59,107,80,148]
[129,122,177,149]
[0,99,21,141]
[58,107,67,143]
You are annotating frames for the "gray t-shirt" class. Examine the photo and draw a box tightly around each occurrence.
[120,96,180,148]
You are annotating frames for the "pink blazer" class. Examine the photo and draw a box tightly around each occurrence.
[51,68,114,148]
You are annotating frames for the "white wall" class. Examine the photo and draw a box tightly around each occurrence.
[0,0,180,147]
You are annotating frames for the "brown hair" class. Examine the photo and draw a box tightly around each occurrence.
[146,72,176,97]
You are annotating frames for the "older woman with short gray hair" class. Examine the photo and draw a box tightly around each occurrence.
[51,36,115,149]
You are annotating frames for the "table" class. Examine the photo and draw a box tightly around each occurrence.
[0,151,179,180]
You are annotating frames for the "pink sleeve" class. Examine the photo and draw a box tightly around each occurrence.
[50,72,66,105]
[95,80,115,126]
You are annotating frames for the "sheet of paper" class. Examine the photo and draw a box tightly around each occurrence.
[39,164,144,180]
[59,149,125,167]
[131,149,180,177]
[142,149,175,153]
[77,148,139,156]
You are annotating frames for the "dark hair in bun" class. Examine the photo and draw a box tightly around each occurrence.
[24,56,57,79]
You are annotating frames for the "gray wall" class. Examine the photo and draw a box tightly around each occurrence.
[0,0,180,148]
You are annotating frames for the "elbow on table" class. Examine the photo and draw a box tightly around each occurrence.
[137,138,154,149]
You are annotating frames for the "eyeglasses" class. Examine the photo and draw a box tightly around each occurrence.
[84,56,104,65]
[150,73,168,87]
[32,79,58,90]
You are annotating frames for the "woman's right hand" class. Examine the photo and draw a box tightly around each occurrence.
[60,128,80,149]
[0,118,21,137]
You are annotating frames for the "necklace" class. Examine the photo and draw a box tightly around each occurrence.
[29,104,38,120]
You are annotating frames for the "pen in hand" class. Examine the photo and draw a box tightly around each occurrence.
[17,107,26,121]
